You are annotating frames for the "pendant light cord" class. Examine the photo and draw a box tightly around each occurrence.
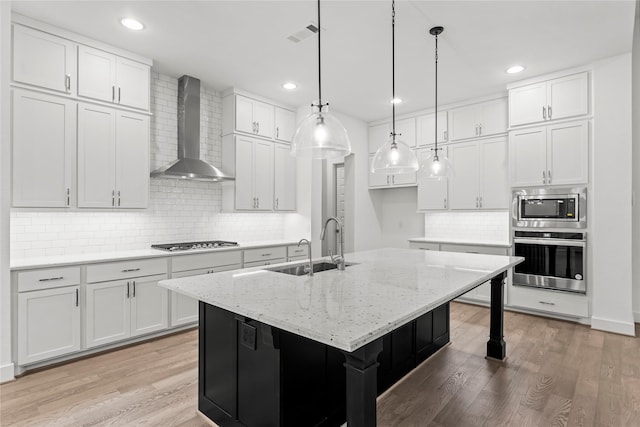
[391,0,396,142]
[433,28,440,161]
[317,0,322,108]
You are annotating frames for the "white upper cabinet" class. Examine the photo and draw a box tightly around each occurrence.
[509,72,588,127]
[449,98,508,141]
[510,120,588,187]
[449,137,509,210]
[417,148,449,211]
[368,154,417,189]
[368,122,390,154]
[416,112,448,147]
[229,94,274,139]
[12,24,75,95]
[273,143,296,211]
[12,89,75,208]
[396,118,417,149]
[77,104,149,208]
[222,135,274,211]
[274,107,296,143]
[78,45,150,110]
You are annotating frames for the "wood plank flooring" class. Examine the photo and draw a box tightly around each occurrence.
[1,302,639,426]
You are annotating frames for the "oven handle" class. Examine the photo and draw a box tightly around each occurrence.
[514,238,585,247]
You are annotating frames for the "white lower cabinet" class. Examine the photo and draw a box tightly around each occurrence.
[18,286,81,365]
[508,285,589,318]
[86,273,168,348]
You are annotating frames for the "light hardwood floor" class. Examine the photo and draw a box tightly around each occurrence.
[1,302,639,426]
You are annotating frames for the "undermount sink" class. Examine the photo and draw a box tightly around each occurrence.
[268,261,354,276]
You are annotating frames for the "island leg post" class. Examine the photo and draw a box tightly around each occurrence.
[341,338,383,427]
[487,271,507,361]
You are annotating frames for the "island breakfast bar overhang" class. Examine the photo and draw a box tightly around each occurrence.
[159,248,524,427]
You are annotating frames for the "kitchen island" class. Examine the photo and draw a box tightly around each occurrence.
[159,248,523,427]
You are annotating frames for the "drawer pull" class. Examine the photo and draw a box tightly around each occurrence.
[538,301,556,306]
[75,288,79,307]
[261,253,272,257]
[121,268,141,273]
[38,276,64,282]
[293,249,304,253]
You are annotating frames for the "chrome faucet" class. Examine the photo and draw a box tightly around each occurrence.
[297,238,313,276]
[320,216,345,270]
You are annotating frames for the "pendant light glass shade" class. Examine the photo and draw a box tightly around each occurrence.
[372,0,418,175]
[371,136,418,174]
[291,104,351,159]
[419,149,454,180]
[291,0,351,160]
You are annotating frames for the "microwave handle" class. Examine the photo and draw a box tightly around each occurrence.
[513,238,586,247]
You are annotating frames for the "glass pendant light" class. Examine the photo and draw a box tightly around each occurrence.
[371,0,418,175]
[420,26,454,180]
[291,0,351,159]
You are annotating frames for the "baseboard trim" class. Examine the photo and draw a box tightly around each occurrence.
[591,316,636,336]
[634,311,640,324]
[0,362,15,383]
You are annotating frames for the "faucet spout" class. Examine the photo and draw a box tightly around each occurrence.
[297,238,313,276]
[320,216,345,270]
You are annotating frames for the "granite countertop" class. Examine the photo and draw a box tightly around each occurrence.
[408,237,512,248]
[159,248,523,353]
[10,239,301,270]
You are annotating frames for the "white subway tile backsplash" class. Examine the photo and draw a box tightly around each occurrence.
[424,211,510,243]
[10,71,288,259]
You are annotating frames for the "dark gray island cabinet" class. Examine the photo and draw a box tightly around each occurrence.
[159,248,523,427]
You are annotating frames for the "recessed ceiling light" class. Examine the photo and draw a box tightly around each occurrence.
[506,65,525,74]
[390,97,403,104]
[121,18,144,31]
[282,82,297,90]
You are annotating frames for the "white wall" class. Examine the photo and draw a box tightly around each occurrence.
[632,0,640,323]
[591,53,635,335]
[378,187,424,248]
[10,72,290,259]
[1,1,14,383]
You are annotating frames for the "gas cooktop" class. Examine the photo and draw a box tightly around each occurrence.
[151,240,239,252]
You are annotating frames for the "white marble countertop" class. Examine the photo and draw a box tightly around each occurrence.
[159,248,523,352]
[10,239,301,270]
[408,237,512,248]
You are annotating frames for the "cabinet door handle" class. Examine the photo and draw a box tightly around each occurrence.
[542,106,547,120]
[479,123,483,135]
[75,288,79,307]
[386,176,390,185]
[118,87,121,103]
[38,276,64,282]
[547,170,552,184]
[275,197,279,209]
[479,196,483,208]
[542,170,546,184]
[475,197,479,208]
[112,190,116,206]
[257,122,260,133]
[112,85,115,102]
[66,188,70,206]
[444,197,447,209]
[538,301,555,306]
[126,281,130,298]
[257,197,259,208]
[443,130,447,140]
[276,127,279,139]
[121,268,141,273]
[132,280,136,298]
[392,175,395,184]
[117,190,121,207]
[65,74,71,92]
[548,105,552,119]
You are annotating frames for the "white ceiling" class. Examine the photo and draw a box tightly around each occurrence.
[10,0,637,123]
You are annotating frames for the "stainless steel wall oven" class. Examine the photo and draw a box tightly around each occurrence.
[513,230,586,293]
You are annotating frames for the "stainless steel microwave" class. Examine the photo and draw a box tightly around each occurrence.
[512,187,586,229]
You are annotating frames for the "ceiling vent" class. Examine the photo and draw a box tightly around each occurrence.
[287,22,319,43]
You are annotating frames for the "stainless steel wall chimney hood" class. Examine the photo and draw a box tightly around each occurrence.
[151,75,234,181]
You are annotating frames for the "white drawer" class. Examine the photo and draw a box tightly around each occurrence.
[172,250,242,273]
[17,266,81,292]
[287,244,308,259]
[87,258,167,283]
[409,242,440,251]
[244,246,287,264]
[440,244,507,256]
[244,259,286,268]
[508,285,589,318]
